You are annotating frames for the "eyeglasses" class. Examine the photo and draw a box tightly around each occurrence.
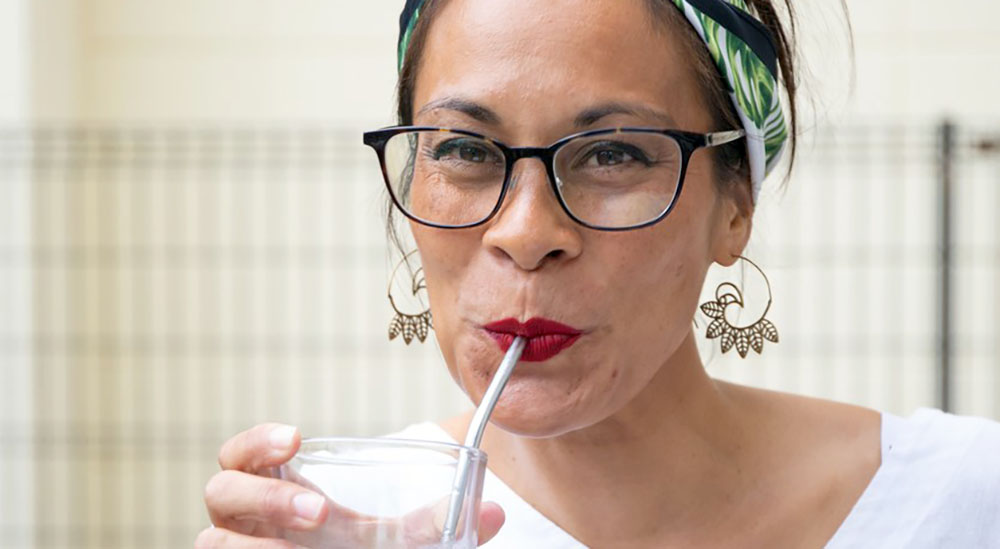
[362,126,745,231]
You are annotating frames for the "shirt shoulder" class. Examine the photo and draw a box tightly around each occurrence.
[913,409,1000,534]
[827,408,1000,548]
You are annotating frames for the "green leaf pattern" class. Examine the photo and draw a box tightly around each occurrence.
[397,2,425,71]
[670,0,787,195]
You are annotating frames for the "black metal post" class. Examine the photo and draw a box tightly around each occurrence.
[937,120,955,412]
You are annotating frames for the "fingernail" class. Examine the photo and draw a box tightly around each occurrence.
[269,425,296,450]
[293,492,325,521]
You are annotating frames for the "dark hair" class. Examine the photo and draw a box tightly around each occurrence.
[394,0,826,225]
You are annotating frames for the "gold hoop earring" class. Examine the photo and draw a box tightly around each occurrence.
[388,250,433,344]
[700,256,779,358]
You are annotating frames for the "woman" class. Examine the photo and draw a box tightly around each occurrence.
[198,0,1000,547]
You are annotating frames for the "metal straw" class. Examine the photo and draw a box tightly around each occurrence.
[441,336,526,543]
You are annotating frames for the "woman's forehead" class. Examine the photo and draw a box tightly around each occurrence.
[413,0,700,129]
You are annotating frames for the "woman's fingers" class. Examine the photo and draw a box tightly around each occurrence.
[194,526,301,549]
[218,423,301,473]
[477,501,506,545]
[205,470,329,534]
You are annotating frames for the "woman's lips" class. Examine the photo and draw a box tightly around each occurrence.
[482,317,583,362]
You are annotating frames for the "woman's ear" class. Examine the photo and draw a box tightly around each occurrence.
[710,189,753,268]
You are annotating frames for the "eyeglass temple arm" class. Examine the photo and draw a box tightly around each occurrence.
[704,129,746,148]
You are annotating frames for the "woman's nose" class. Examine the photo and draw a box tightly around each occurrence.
[481,160,583,271]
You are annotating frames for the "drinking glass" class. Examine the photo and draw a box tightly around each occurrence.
[278,437,487,549]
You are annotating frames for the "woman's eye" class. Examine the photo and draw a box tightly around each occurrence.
[583,144,649,168]
[594,149,628,166]
[434,140,492,163]
[458,145,486,162]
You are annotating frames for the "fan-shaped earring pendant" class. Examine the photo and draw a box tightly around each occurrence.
[387,251,433,345]
[388,305,433,344]
[700,256,779,358]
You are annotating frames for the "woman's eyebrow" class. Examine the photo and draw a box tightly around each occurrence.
[415,98,676,129]
[574,102,677,128]
[416,97,501,125]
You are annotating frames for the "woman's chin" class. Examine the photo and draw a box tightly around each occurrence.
[478,382,594,438]
[452,339,607,436]
[487,407,585,438]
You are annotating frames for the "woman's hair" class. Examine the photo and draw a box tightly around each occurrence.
[395,0,811,215]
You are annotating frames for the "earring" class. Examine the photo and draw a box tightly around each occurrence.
[387,250,433,344]
[700,256,779,358]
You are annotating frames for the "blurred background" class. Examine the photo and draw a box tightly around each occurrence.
[1,1,998,548]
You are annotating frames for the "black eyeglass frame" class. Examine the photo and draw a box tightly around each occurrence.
[362,126,745,232]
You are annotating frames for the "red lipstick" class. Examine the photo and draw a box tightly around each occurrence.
[483,318,583,362]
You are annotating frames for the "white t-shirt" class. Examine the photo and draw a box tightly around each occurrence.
[388,408,1000,548]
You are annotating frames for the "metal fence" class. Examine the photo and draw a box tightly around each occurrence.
[0,120,998,548]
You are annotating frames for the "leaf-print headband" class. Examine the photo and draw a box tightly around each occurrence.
[397,0,787,202]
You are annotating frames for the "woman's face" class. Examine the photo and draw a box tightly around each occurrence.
[409,0,747,437]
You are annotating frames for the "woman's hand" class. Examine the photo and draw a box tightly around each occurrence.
[197,423,324,547]
[196,423,505,548]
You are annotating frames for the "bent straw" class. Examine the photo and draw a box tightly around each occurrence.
[441,336,526,543]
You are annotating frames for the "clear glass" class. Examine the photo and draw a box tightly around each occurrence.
[278,437,487,549]
[553,131,682,228]
[381,129,683,228]
[384,130,506,227]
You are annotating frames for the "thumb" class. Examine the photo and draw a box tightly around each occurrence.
[477,501,505,545]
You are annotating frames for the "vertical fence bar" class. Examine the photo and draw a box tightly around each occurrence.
[937,120,955,412]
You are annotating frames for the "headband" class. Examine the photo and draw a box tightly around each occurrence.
[396,0,787,201]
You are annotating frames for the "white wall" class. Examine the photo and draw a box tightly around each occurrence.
[52,0,400,126]
[784,1,1000,123]
[0,1,29,119]
[846,0,1000,119]
[34,2,1000,123]
[0,0,33,546]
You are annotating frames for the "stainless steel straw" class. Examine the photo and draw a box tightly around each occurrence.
[440,336,526,543]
